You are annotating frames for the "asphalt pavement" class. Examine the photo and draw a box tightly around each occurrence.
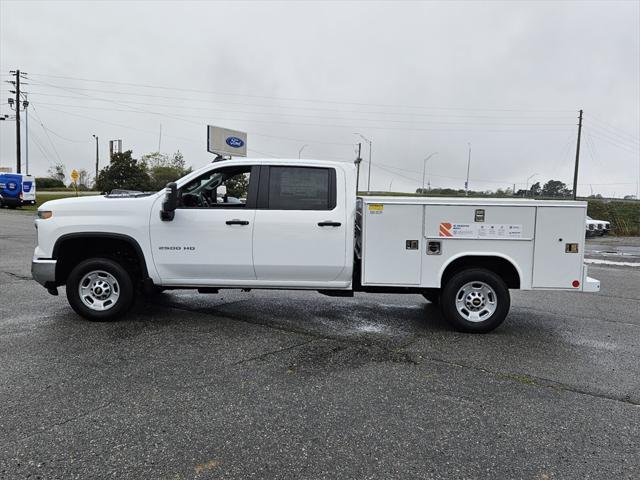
[1,210,639,479]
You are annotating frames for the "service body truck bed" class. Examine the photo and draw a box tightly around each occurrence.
[32,159,599,333]
[357,196,597,292]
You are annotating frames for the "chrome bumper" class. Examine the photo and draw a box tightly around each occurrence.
[31,258,57,287]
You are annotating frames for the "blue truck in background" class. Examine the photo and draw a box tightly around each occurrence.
[0,173,36,208]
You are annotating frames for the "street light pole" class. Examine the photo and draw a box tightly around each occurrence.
[465,142,471,196]
[354,133,372,192]
[92,135,99,181]
[421,152,438,193]
[525,173,539,197]
[298,144,308,159]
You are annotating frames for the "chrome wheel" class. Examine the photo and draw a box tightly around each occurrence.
[78,270,120,311]
[455,281,497,323]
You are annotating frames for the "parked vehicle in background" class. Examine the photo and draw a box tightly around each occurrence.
[586,215,610,237]
[32,158,599,333]
[0,173,36,208]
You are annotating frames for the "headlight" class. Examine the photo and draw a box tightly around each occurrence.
[37,210,53,220]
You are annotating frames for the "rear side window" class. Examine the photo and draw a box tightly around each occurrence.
[266,166,336,210]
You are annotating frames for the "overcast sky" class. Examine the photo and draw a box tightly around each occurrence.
[1,0,639,197]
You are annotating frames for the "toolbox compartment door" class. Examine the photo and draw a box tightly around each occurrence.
[362,203,423,285]
[533,206,585,288]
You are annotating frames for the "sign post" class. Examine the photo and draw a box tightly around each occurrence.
[71,169,79,197]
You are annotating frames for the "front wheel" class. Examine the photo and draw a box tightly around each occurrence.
[440,268,510,333]
[66,258,136,321]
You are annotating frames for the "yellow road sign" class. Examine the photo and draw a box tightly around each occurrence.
[71,169,79,183]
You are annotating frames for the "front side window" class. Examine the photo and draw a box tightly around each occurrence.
[267,166,335,210]
[179,165,252,208]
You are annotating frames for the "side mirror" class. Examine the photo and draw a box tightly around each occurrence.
[160,182,178,221]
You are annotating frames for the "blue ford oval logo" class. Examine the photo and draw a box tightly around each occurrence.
[226,136,244,148]
[7,181,17,191]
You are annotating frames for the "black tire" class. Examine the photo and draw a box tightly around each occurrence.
[66,258,135,321]
[422,289,440,305]
[440,268,510,333]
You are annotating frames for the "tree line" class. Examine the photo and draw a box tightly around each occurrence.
[36,150,191,192]
[416,179,574,198]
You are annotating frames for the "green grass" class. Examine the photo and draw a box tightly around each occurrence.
[4,191,101,212]
[587,199,640,236]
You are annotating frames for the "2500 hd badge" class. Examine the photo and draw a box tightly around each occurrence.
[158,246,196,251]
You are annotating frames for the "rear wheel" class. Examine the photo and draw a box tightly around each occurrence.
[440,268,510,333]
[66,258,135,321]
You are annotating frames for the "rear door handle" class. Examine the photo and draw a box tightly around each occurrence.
[318,221,342,227]
[226,219,249,226]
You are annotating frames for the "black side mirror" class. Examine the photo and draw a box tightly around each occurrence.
[160,182,178,221]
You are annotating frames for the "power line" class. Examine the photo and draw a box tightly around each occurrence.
[27,73,577,113]
[33,102,574,136]
[588,124,640,150]
[27,102,64,164]
[30,100,575,128]
[589,114,640,142]
[21,86,576,122]
[587,128,640,155]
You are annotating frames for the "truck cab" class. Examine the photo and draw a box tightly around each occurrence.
[32,158,599,333]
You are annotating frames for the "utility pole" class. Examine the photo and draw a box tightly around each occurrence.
[24,96,29,175]
[158,123,162,152]
[465,142,471,195]
[367,140,372,192]
[354,133,372,192]
[7,70,27,174]
[355,142,362,192]
[14,70,21,174]
[92,135,99,181]
[572,109,583,200]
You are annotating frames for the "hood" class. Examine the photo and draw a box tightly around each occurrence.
[39,192,162,214]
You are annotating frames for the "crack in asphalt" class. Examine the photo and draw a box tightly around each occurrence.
[419,355,640,407]
[12,401,114,444]
[160,299,639,407]
[231,338,317,366]
[2,271,32,281]
[516,304,640,328]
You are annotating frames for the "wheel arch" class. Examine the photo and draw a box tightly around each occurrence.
[52,232,150,286]
[439,253,522,289]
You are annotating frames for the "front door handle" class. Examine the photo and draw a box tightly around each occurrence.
[318,221,342,227]
[226,219,249,226]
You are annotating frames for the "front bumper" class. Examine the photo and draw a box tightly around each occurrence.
[31,258,57,287]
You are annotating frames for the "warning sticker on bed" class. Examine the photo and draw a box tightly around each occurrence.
[439,222,523,238]
[439,223,475,237]
[478,224,523,238]
[368,204,384,214]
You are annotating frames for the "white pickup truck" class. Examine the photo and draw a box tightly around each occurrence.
[32,159,600,333]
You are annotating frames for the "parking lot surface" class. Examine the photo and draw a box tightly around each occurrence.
[1,210,639,479]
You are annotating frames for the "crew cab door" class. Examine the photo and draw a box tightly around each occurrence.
[149,164,258,285]
[252,165,348,285]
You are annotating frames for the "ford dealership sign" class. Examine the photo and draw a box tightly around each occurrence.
[225,136,245,149]
[207,126,247,157]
